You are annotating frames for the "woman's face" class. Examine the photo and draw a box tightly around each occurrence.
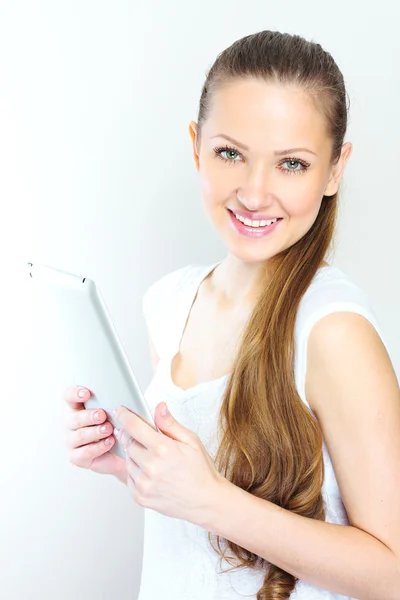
[189,79,352,264]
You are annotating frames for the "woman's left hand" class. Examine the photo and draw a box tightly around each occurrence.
[113,402,225,525]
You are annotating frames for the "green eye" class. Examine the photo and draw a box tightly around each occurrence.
[224,150,239,160]
[279,157,310,175]
[284,160,302,170]
[213,145,243,163]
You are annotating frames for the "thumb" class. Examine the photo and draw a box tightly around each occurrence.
[155,402,197,446]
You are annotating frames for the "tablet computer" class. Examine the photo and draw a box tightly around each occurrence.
[26,261,156,460]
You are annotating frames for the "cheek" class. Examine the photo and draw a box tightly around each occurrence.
[200,171,231,212]
[282,178,325,218]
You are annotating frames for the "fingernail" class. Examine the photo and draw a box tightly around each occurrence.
[161,403,169,417]
[93,411,101,422]
[77,388,89,399]
[113,427,120,438]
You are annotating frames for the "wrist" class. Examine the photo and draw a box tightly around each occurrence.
[199,474,236,532]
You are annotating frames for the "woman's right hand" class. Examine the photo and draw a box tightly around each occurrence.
[63,385,127,483]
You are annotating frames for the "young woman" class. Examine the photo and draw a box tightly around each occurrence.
[63,31,400,600]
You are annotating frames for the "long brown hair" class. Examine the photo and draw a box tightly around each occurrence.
[195,31,348,599]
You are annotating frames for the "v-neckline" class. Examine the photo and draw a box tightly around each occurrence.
[161,261,334,399]
[164,261,231,398]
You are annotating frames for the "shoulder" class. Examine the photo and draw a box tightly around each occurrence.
[294,265,391,410]
[307,309,391,399]
[142,263,207,312]
[297,265,379,328]
[295,265,387,349]
[301,266,393,411]
[141,263,217,359]
[142,264,190,308]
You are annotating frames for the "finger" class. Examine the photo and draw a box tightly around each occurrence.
[65,421,114,450]
[126,455,141,483]
[154,402,198,447]
[114,406,161,449]
[121,434,148,469]
[114,427,135,449]
[69,435,115,468]
[63,385,92,412]
[64,407,107,432]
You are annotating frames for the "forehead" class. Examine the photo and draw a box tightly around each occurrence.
[204,78,331,153]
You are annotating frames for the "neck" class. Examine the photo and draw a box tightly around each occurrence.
[210,254,329,306]
[210,254,267,306]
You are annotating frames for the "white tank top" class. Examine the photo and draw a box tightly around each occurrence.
[138,262,388,600]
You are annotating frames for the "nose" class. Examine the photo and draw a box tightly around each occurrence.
[237,163,276,211]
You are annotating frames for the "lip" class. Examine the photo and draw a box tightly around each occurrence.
[228,209,282,238]
[228,208,283,221]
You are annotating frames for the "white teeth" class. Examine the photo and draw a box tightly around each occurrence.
[234,213,278,228]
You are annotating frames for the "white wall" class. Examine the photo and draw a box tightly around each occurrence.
[0,1,399,599]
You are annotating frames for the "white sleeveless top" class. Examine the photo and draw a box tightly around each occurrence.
[137,262,388,600]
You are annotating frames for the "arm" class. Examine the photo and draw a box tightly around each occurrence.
[202,312,400,600]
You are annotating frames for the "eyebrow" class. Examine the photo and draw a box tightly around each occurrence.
[211,134,317,157]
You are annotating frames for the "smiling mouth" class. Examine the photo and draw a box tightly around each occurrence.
[228,209,283,229]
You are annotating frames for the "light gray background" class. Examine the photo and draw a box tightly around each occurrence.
[0,1,399,599]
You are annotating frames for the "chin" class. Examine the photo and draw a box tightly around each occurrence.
[226,243,281,264]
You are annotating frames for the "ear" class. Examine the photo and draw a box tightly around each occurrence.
[188,120,200,171]
[324,141,353,196]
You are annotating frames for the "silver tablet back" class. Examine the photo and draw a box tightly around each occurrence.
[26,261,155,460]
